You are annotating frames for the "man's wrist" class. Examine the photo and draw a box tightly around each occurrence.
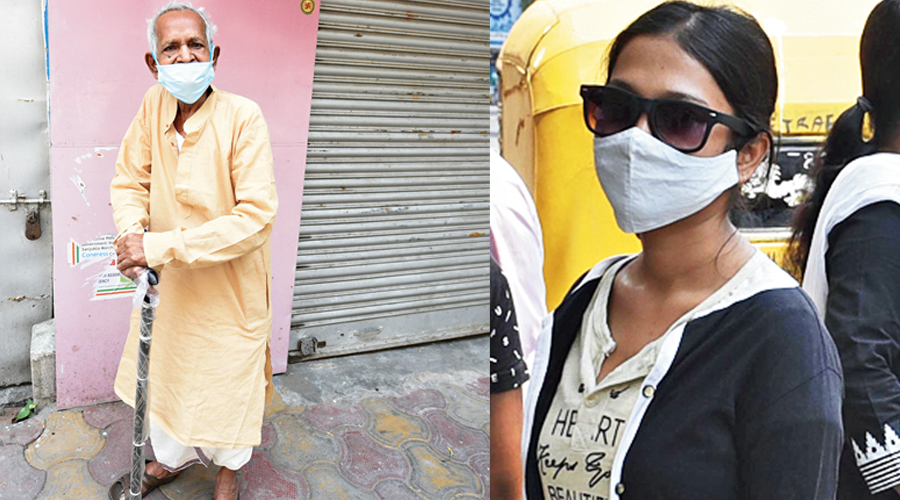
[114,222,144,246]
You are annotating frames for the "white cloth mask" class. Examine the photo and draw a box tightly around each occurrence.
[593,127,739,234]
[153,51,216,105]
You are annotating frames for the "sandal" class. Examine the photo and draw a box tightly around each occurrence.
[108,461,179,500]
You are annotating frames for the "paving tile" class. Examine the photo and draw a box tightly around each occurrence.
[258,421,276,451]
[337,428,409,489]
[389,389,446,416]
[441,387,489,431]
[423,410,489,463]
[362,399,429,448]
[467,453,489,500]
[265,390,292,420]
[25,412,104,470]
[89,419,157,487]
[239,449,308,500]
[89,420,130,487]
[158,462,217,500]
[269,414,340,474]
[83,401,133,429]
[306,463,378,500]
[303,401,366,434]
[449,494,482,500]
[464,378,489,399]
[0,444,45,499]
[144,488,169,500]
[0,419,44,446]
[36,459,107,500]
[404,442,481,500]
[374,479,427,500]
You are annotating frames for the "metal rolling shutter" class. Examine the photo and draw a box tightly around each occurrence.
[292,0,489,359]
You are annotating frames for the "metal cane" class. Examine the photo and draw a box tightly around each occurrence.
[129,268,159,500]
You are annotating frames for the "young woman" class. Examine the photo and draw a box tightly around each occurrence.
[790,1,900,497]
[523,3,843,500]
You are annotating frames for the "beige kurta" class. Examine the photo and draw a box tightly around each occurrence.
[111,84,277,449]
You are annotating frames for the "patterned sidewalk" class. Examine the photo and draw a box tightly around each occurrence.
[0,337,489,499]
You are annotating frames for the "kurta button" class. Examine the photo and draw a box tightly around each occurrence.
[615,482,625,495]
[642,385,655,398]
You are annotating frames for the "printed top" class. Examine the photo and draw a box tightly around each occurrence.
[491,256,529,393]
[538,256,664,499]
[524,250,844,500]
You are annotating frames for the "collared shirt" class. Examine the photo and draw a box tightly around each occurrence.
[490,151,548,372]
[110,84,277,449]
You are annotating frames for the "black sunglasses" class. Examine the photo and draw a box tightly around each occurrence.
[580,85,757,153]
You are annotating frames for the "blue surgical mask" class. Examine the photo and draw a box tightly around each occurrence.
[153,51,216,105]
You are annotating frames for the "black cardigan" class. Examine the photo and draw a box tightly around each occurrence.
[525,256,843,500]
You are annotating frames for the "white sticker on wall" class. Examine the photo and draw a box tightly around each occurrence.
[68,234,136,300]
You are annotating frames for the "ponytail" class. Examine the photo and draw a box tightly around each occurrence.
[789,0,900,276]
[788,98,877,274]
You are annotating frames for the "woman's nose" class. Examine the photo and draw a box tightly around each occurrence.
[635,113,652,134]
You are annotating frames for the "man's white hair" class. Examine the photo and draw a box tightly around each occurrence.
[147,2,217,55]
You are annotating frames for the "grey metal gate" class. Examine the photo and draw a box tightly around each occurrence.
[0,0,52,386]
[292,0,490,359]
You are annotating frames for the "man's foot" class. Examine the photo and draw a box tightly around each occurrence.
[213,466,240,500]
[144,460,178,490]
[107,460,179,499]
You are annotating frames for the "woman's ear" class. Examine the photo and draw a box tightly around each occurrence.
[736,132,771,184]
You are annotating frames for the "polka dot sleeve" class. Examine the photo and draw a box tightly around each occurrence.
[491,257,529,393]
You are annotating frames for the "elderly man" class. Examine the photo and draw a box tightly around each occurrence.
[109,3,277,499]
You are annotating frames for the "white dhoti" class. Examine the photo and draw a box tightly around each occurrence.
[150,421,253,472]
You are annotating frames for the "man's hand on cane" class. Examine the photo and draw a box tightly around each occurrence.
[116,233,148,281]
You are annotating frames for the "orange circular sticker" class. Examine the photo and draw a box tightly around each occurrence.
[301,0,315,14]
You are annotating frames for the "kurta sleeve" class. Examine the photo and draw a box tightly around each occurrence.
[824,201,900,495]
[110,99,152,242]
[142,108,278,269]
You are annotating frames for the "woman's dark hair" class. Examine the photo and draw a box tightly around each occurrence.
[606,1,778,142]
[789,0,900,274]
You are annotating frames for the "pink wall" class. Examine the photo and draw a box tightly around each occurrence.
[49,1,319,409]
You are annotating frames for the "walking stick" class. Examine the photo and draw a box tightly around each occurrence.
[129,268,159,500]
